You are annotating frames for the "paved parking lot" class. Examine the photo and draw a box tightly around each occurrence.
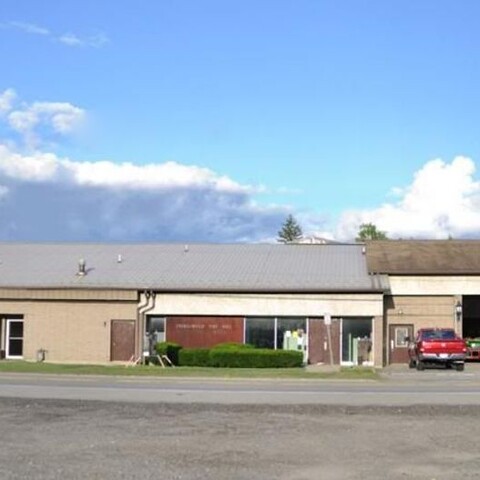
[381,361,480,380]
[2,397,480,480]
[2,366,480,480]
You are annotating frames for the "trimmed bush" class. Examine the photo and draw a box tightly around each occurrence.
[155,341,182,366]
[211,342,255,350]
[178,348,211,367]
[209,348,303,368]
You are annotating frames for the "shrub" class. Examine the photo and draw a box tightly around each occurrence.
[155,342,182,366]
[211,342,255,350]
[209,348,303,368]
[178,348,211,367]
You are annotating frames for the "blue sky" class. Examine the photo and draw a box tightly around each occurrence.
[1,0,480,242]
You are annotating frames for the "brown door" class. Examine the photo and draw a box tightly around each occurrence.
[308,318,341,365]
[389,324,414,364]
[111,320,136,361]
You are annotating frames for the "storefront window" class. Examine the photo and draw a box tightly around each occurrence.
[245,317,306,350]
[145,316,166,354]
[341,318,372,365]
[277,318,306,351]
[245,317,275,348]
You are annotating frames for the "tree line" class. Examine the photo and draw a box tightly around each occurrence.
[277,215,387,243]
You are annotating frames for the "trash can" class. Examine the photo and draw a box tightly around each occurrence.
[36,349,46,362]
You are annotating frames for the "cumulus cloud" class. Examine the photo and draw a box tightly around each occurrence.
[8,101,85,135]
[0,143,286,242]
[0,89,85,147]
[0,89,291,242]
[336,156,480,240]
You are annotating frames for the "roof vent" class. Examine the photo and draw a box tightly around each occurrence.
[117,254,123,263]
[77,258,86,276]
[184,244,189,253]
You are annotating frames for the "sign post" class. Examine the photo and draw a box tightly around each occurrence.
[325,313,334,366]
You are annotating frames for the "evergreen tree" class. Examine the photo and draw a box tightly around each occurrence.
[277,214,303,243]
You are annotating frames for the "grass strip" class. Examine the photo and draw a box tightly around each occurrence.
[0,360,379,380]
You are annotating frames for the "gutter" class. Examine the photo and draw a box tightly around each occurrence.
[136,290,156,361]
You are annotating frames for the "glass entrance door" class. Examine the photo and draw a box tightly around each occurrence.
[6,319,24,359]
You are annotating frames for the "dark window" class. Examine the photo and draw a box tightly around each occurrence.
[245,318,275,348]
[342,318,372,363]
[9,321,23,337]
[246,317,306,350]
[145,316,166,354]
[146,316,165,335]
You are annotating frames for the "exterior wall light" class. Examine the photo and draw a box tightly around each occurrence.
[455,301,463,321]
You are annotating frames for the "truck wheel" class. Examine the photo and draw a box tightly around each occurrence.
[416,361,425,371]
[408,359,415,369]
[456,364,465,372]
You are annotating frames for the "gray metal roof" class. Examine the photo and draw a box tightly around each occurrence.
[0,243,388,293]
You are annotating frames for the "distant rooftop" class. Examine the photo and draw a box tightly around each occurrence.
[366,240,480,274]
[0,243,387,293]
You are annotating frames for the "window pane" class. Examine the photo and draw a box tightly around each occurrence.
[245,318,275,349]
[277,318,306,350]
[9,321,23,338]
[342,318,372,363]
[8,339,23,356]
[145,316,166,354]
[395,327,409,347]
[147,316,165,334]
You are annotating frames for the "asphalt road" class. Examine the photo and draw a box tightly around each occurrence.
[2,367,480,479]
[1,366,480,405]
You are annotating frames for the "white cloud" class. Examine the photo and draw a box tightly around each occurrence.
[7,21,109,48]
[0,89,16,114]
[9,21,50,36]
[0,143,286,242]
[0,144,254,193]
[0,146,59,181]
[58,33,83,47]
[59,32,109,48]
[2,91,86,147]
[336,156,480,240]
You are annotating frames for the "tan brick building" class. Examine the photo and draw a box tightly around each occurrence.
[0,243,386,366]
[366,240,480,365]
[2,241,478,367]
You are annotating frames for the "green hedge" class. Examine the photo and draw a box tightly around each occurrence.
[157,342,304,368]
[211,342,255,350]
[155,342,182,366]
[178,348,211,367]
[209,348,303,368]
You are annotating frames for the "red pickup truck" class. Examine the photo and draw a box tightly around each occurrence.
[408,328,467,371]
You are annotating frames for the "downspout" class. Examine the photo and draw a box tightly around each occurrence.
[136,290,157,361]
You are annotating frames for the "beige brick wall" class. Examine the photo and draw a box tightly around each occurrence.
[373,315,383,367]
[386,295,457,333]
[0,297,137,363]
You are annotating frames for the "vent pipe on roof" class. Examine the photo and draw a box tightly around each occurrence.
[184,244,189,253]
[117,254,123,263]
[77,258,86,276]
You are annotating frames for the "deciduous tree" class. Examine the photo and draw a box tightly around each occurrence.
[356,222,388,241]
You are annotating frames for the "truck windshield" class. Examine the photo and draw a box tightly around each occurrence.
[422,330,456,340]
